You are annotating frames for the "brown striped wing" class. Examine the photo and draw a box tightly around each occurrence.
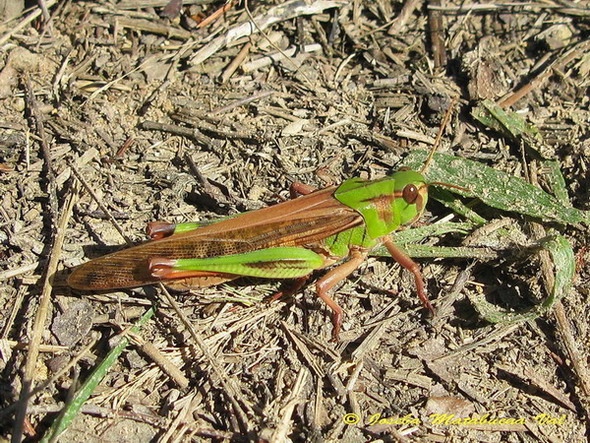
[68,187,363,290]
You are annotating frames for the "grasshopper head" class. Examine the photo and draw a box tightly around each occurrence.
[392,169,470,227]
[390,170,429,226]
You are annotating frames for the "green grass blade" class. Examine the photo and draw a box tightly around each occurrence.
[472,100,541,142]
[371,222,495,258]
[41,306,157,442]
[390,221,474,244]
[402,150,590,225]
[373,244,499,259]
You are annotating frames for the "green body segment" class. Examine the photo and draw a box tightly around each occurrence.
[334,171,427,239]
[325,170,428,257]
[324,224,376,257]
[335,177,399,239]
[171,246,325,279]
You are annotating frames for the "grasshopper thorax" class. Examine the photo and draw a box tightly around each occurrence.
[334,170,428,239]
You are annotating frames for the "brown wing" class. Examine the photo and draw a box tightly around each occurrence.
[68,187,363,290]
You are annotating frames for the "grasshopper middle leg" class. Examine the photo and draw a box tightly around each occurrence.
[315,247,368,341]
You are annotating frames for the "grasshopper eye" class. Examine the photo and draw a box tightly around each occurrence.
[402,184,419,204]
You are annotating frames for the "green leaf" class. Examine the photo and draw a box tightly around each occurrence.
[542,159,571,207]
[539,234,575,309]
[465,234,575,323]
[401,150,590,226]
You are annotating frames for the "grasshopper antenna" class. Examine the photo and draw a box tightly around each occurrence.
[420,96,458,174]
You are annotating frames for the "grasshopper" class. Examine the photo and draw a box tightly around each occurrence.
[68,153,460,340]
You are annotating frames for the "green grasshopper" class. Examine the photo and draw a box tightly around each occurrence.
[69,153,461,340]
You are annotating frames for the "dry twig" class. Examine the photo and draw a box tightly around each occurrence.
[189,0,346,65]
[12,187,77,442]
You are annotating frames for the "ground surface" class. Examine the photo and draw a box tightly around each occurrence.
[0,0,589,441]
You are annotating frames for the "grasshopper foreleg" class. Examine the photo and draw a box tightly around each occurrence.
[315,247,368,341]
[382,236,434,315]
